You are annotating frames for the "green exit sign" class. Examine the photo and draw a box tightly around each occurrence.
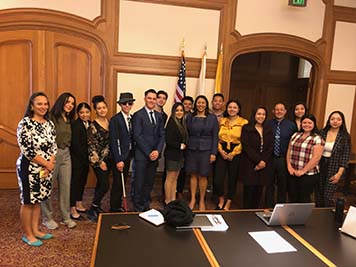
[288,0,307,7]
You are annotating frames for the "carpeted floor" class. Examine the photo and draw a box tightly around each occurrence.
[0,188,97,267]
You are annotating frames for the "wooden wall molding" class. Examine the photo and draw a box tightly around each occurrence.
[228,33,325,65]
[114,0,228,79]
[223,32,327,121]
[112,52,217,78]
[0,2,107,27]
[327,71,356,84]
[334,5,356,23]
[0,125,17,148]
[128,0,228,10]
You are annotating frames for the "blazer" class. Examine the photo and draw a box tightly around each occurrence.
[132,107,165,160]
[110,112,132,164]
[239,124,274,186]
[70,118,89,167]
[321,130,351,179]
[186,113,218,155]
[164,117,186,161]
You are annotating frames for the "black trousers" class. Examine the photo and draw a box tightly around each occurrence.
[243,185,263,209]
[110,156,131,211]
[92,165,110,207]
[213,154,240,199]
[265,156,289,207]
[70,163,89,207]
[288,173,319,203]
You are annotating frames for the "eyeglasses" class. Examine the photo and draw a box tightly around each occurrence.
[121,102,133,106]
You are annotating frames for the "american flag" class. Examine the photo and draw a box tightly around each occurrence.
[174,51,186,103]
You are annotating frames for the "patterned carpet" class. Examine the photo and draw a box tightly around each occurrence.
[0,189,97,267]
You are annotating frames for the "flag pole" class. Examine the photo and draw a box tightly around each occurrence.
[215,43,223,93]
[174,39,186,103]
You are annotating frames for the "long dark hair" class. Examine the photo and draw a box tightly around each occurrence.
[300,114,319,135]
[24,92,50,119]
[323,111,349,136]
[51,92,76,121]
[223,99,242,118]
[169,103,188,141]
[192,95,210,116]
[291,101,308,121]
[248,106,268,126]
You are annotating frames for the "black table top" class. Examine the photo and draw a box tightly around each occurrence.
[200,211,325,267]
[92,213,210,267]
[290,209,356,267]
[92,209,356,267]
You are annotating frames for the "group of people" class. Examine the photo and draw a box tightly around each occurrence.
[16,89,351,247]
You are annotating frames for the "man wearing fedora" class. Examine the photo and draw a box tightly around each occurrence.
[109,92,135,212]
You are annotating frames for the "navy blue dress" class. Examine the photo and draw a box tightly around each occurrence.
[185,114,218,176]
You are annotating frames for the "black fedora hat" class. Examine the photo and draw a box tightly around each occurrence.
[117,92,135,104]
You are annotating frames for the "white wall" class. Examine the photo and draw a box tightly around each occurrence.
[118,0,220,59]
[331,22,356,71]
[0,0,101,20]
[235,0,325,42]
[325,84,355,132]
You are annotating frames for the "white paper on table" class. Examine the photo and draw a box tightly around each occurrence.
[248,231,297,254]
[139,209,165,226]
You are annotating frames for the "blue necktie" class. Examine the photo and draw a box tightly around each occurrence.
[274,121,281,156]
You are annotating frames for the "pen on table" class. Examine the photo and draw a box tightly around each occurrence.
[111,225,131,230]
[212,215,221,224]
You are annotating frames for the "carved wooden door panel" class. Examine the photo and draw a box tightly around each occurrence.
[0,30,105,188]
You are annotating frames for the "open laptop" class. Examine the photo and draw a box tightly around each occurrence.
[256,203,315,226]
[339,206,356,238]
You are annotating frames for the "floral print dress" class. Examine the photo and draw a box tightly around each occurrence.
[16,117,57,204]
[87,120,110,167]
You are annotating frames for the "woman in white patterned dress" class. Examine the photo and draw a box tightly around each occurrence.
[17,92,57,246]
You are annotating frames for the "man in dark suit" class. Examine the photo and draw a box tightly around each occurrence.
[132,89,165,211]
[109,92,135,212]
[265,102,297,208]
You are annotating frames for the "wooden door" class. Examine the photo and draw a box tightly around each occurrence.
[229,52,309,121]
[0,29,105,188]
[0,30,41,188]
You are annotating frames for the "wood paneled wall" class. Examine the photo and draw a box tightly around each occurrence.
[0,0,356,188]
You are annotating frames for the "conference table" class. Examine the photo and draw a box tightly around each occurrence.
[91,209,356,267]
